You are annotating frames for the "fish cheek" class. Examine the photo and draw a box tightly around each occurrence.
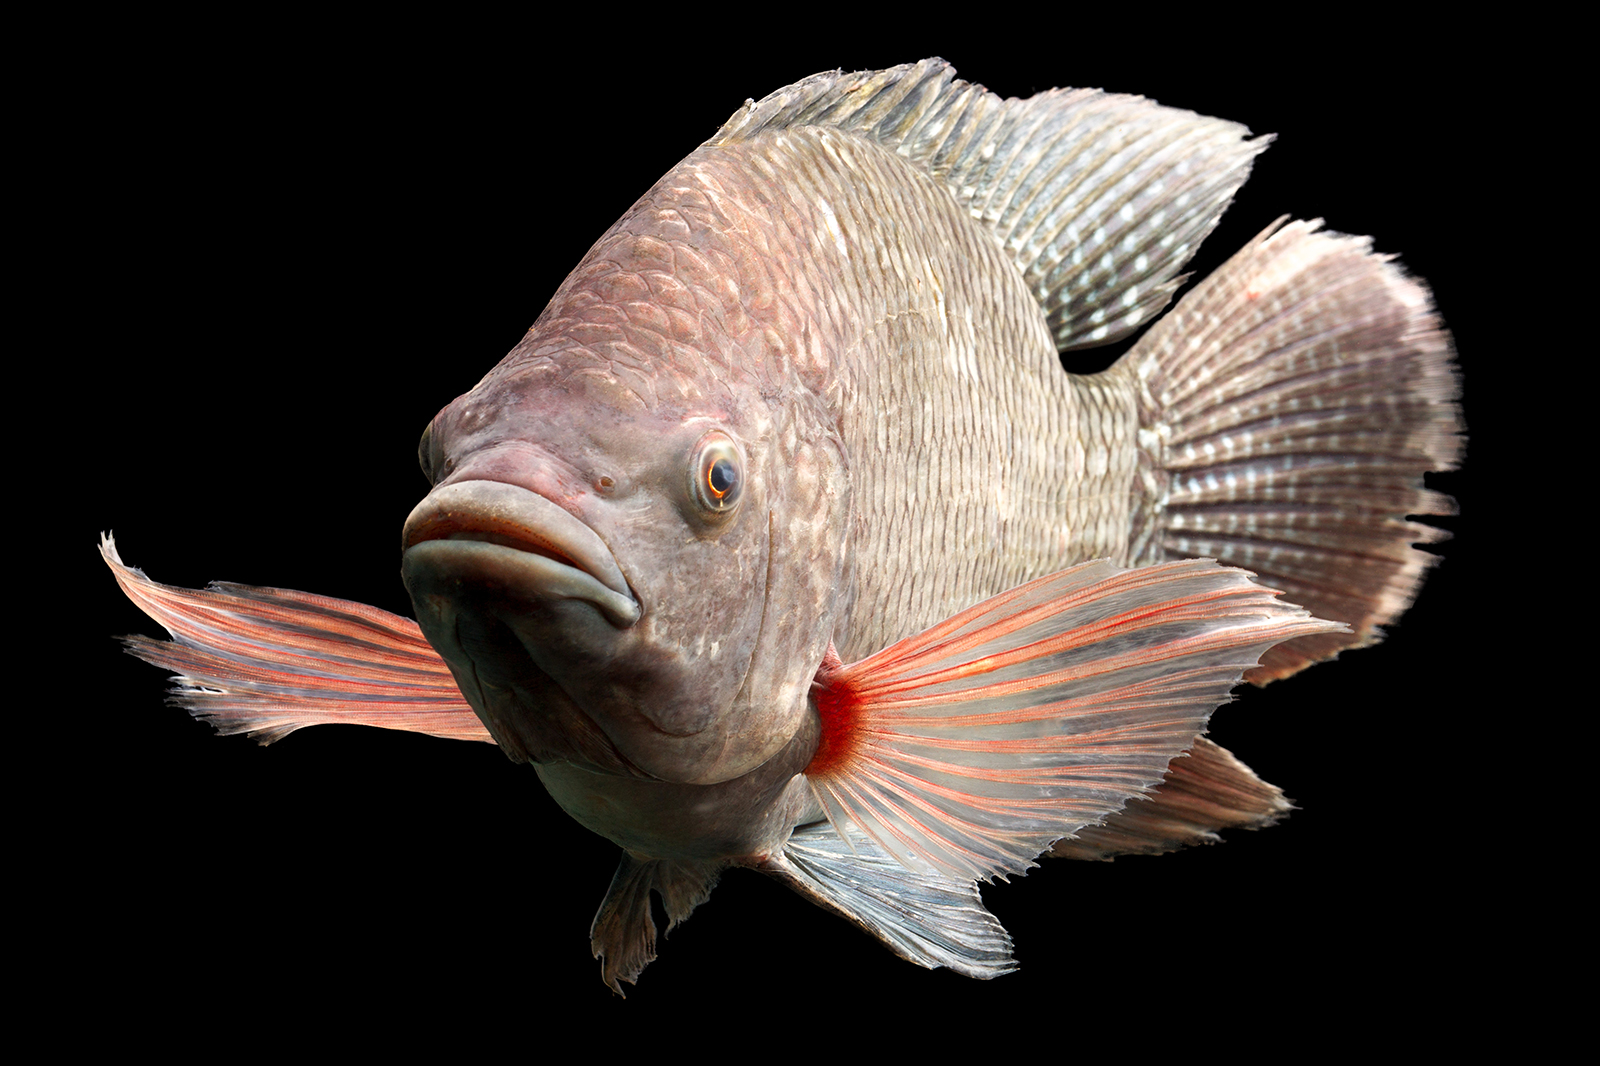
[586,416,827,786]
[592,501,775,782]
[711,433,851,780]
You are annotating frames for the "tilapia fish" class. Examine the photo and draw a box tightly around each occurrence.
[103,60,1460,992]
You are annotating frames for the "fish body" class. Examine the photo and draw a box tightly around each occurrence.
[105,60,1459,991]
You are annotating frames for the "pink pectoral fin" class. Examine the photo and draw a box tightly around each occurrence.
[101,534,492,745]
[805,558,1344,883]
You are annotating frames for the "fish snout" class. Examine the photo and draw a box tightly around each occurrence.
[401,479,640,627]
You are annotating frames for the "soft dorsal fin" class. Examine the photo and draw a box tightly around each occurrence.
[710,58,1267,351]
[804,557,1343,883]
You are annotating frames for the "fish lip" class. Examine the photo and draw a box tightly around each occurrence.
[401,480,641,627]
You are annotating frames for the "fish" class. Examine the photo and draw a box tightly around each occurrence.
[103,59,1460,993]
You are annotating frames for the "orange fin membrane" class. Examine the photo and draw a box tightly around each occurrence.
[1121,218,1462,682]
[589,853,722,996]
[100,534,489,744]
[765,821,1016,978]
[1048,736,1291,861]
[806,557,1342,885]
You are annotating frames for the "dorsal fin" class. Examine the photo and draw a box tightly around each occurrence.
[710,58,1268,351]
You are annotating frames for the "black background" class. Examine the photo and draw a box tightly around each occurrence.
[45,16,1511,1050]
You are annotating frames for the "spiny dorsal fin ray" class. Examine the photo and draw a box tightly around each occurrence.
[711,58,1267,351]
[1118,218,1463,681]
[803,557,1342,883]
[101,534,489,744]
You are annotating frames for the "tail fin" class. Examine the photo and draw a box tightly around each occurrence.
[101,534,490,744]
[1116,219,1461,681]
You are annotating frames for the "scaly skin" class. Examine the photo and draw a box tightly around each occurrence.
[405,127,1160,860]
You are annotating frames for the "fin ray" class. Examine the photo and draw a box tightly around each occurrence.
[1050,736,1292,860]
[590,852,721,996]
[101,534,489,744]
[805,558,1341,882]
[711,57,1266,351]
[765,821,1016,978]
[1117,219,1462,680]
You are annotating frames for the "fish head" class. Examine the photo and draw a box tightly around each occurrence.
[402,345,847,787]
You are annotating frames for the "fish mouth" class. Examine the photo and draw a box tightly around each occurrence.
[400,480,640,627]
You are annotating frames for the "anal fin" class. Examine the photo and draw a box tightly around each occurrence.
[1049,736,1290,860]
[763,821,1016,978]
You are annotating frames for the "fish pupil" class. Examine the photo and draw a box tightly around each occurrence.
[709,459,738,498]
[691,433,742,516]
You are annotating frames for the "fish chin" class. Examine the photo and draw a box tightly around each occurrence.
[401,479,773,784]
[401,480,648,772]
[400,542,640,772]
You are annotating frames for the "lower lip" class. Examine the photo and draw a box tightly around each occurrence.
[402,538,641,628]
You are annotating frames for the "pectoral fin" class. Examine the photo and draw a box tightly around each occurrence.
[805,558,1343,884]
[101,534,489,744]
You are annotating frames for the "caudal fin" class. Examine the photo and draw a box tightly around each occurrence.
[1115,219,1462,681]
[101,534,489,744]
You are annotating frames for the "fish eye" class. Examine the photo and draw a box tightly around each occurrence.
[691,433,743,517]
